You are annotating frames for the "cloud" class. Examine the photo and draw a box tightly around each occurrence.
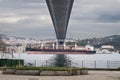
[0,16,28,24]
[72,0,120,23]
[0,0,50,24]
[0,0,120,39]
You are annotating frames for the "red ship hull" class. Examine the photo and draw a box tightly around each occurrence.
[26,48,96,54]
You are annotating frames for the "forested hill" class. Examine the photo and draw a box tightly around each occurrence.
[78,35,120,50]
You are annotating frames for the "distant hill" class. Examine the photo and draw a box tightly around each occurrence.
[0,34,26,40]
[0,34,38,45]
[1,34,120,50]
[78,35,120,50]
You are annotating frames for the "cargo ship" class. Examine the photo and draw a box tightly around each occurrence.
[26,48,96,54]
[26,45,96,54]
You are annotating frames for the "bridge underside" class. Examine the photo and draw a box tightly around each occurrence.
[46,0,74,45]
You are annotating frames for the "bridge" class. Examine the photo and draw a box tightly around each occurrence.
[46,0,74,48]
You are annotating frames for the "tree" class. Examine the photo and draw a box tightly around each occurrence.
[0,35,6,53]
[53,54,71,67]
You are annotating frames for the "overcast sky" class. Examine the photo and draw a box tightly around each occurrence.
[0,0,120,40]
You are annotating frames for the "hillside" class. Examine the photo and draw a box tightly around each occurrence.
[0,34,39,45]
[0,34,120,50]
[78,35,120,50]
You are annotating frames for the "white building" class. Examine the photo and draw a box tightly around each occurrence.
[101,45,114,49]
[5,44,26,53]
[96,45,114,54]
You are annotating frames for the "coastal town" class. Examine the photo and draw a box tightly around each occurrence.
[0,34,120,54]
